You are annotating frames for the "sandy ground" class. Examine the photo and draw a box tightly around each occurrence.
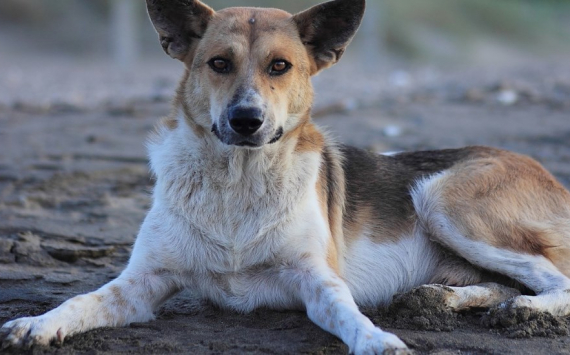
[1,51,570,354]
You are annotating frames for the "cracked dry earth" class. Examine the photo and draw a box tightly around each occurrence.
[2,61,570,354]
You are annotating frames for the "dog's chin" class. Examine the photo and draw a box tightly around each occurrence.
[235,141,264,149]
[212,125,284,149]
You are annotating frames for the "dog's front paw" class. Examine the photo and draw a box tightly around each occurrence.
[1,316,65,349]
[351,327,410,355]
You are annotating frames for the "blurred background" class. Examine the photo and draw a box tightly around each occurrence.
[1,0,570,109]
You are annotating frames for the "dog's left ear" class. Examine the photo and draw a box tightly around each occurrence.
[146,0,215,61]
[293,0,365,75]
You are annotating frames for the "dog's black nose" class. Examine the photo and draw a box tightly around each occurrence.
[229,107,263,136]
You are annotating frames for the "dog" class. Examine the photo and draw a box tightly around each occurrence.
[3,0,570,353]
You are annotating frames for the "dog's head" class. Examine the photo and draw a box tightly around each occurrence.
[146,0,365,148]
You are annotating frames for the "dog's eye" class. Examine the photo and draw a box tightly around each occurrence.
[269,60,291,76]
[208,58,231,73]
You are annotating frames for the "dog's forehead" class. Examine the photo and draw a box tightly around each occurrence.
[216,7,292,25]
[206,7,297,43]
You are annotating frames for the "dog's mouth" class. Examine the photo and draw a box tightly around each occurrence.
[268,127,284,144]
[212,124,283,148]
[236,141,259,147]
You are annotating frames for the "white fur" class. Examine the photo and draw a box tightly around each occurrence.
[344,229,440,307]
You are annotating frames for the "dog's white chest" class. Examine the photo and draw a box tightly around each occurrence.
[182,172,298,271]
[146,130,326,309]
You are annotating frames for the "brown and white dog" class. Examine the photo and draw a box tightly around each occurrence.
[3,0,570,353]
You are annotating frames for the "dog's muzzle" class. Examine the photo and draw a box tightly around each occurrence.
[212,104,283,148]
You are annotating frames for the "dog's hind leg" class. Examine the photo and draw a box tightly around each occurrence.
[425,241,570,316]
[412,153,570,317]
[402,283,521,311]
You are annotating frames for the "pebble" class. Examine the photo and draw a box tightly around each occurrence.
[497,90,519,106]
[389,70,412,88]
[464,88,485,102]
[383,125,403,137]
[0,239,16,264]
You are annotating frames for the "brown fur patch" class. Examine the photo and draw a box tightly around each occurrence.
[315,160,340,274]
[162,117,178,130]
[545,245,570,279]
[110,285,127,308]
[102,308,114,324]
[326,241,340,275]
[411,147,570,282]
[440,149,570,261]
[323,281,340,288]
[315,286,323,303]
[316,142,347,274]
[175,71,207,138]
[343,205,375,244]
[294,122,325,154]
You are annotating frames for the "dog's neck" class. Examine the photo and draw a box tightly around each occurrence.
[204,139,293,188]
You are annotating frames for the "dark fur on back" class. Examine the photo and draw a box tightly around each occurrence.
[340,146,495,241]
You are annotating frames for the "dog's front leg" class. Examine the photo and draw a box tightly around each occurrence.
[287,262,408,354]
[1,262,180,348]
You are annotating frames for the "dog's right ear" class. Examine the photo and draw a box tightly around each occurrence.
[146,0,215,61]
[293,0,365,75]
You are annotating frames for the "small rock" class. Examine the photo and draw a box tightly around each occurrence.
[107,104,136,117]
[47,101,84,113]
[389,70,412,88]
[43,272,82,285]
[0,238,15,264]
[464,88,485,102]
[383,125,403,138]
[13,232,59,266]
[497,90,518,106]
[43,245,115,263]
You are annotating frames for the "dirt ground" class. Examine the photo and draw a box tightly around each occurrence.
[1,52,570,354]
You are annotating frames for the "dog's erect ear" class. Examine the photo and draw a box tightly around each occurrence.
[293,0,365,74]
[146,0,215,61]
